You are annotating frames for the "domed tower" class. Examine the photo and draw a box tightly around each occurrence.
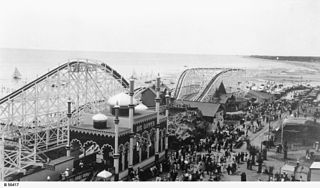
[135,101,148,111]
[92,113,108,129]
[107,92,138,116]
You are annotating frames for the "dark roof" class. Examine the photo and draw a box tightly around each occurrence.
[218,82,227,95]
[134,87,156,99]
[175,100,221,117]
[212,82,227,100]
[219,93,233,104]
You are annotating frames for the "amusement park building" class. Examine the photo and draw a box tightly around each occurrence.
[70,93,167,180]
[134,83,171,108]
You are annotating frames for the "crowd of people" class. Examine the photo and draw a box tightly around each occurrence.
[129,97,302,182]
[129,119,255,181]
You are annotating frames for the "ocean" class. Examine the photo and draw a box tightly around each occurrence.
[0,48,319,98]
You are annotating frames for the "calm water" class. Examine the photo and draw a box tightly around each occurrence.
[0,48,317,98]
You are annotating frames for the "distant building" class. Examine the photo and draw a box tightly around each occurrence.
[308,162,320,181]
[211,82,228,104]
[275,118,320,147]
[225,95,249,112]
[134,83,171,107]
[174,100,224,121]
[134,87,157,107]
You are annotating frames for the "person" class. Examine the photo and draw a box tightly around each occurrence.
[47,176,51,181]
[79,160,84,169]
[241,172,246,181]
[232,162,237,174]
[269,176,273,181]
[61,173,66,181]
[227,164,232,175]
[65,168,70,177]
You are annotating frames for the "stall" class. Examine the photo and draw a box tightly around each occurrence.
[96,170,112,181]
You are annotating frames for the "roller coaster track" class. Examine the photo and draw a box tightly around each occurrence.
[0,59,129,104]
[195,69,239,102]
[174,68,242,102]
[0,59,129,181]
[173,69,188,100]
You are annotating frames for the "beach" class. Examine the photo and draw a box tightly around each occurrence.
[1,48,320,98]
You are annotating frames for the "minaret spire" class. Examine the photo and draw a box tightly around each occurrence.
[128,77,135,179]
[113,101,120,181]
[155,73,161,163]
[165,90,170,159]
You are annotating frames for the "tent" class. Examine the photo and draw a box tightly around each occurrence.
[96,170,112,181]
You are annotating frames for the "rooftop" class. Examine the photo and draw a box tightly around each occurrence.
[283,117,320,127]
[71,108,162,136]
[175,100,221,117]
[310,162,320,169]
[107,92,138,106]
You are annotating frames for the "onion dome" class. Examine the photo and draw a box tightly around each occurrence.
[92,113,108,121]
[135,103,148,111]
[92,113,108,129]
[107,92,138,106]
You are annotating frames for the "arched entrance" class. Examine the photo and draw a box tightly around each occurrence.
[118,144,124,172]
[70,139,83,159]
[101,144,114,171]
[141,131,150,161]
[149,128,156,157]
[133,134,140,165]
[124,142,129,170]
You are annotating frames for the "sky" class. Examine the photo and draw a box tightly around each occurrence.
[0,0,319,56]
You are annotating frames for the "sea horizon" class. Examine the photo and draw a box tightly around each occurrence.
[1,48,320,98]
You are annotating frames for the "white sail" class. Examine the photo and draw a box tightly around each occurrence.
[13,67,22,79]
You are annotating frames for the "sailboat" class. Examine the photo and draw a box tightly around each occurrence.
[13,67,22,79]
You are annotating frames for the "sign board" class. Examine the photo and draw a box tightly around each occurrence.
[134,119,156,133]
